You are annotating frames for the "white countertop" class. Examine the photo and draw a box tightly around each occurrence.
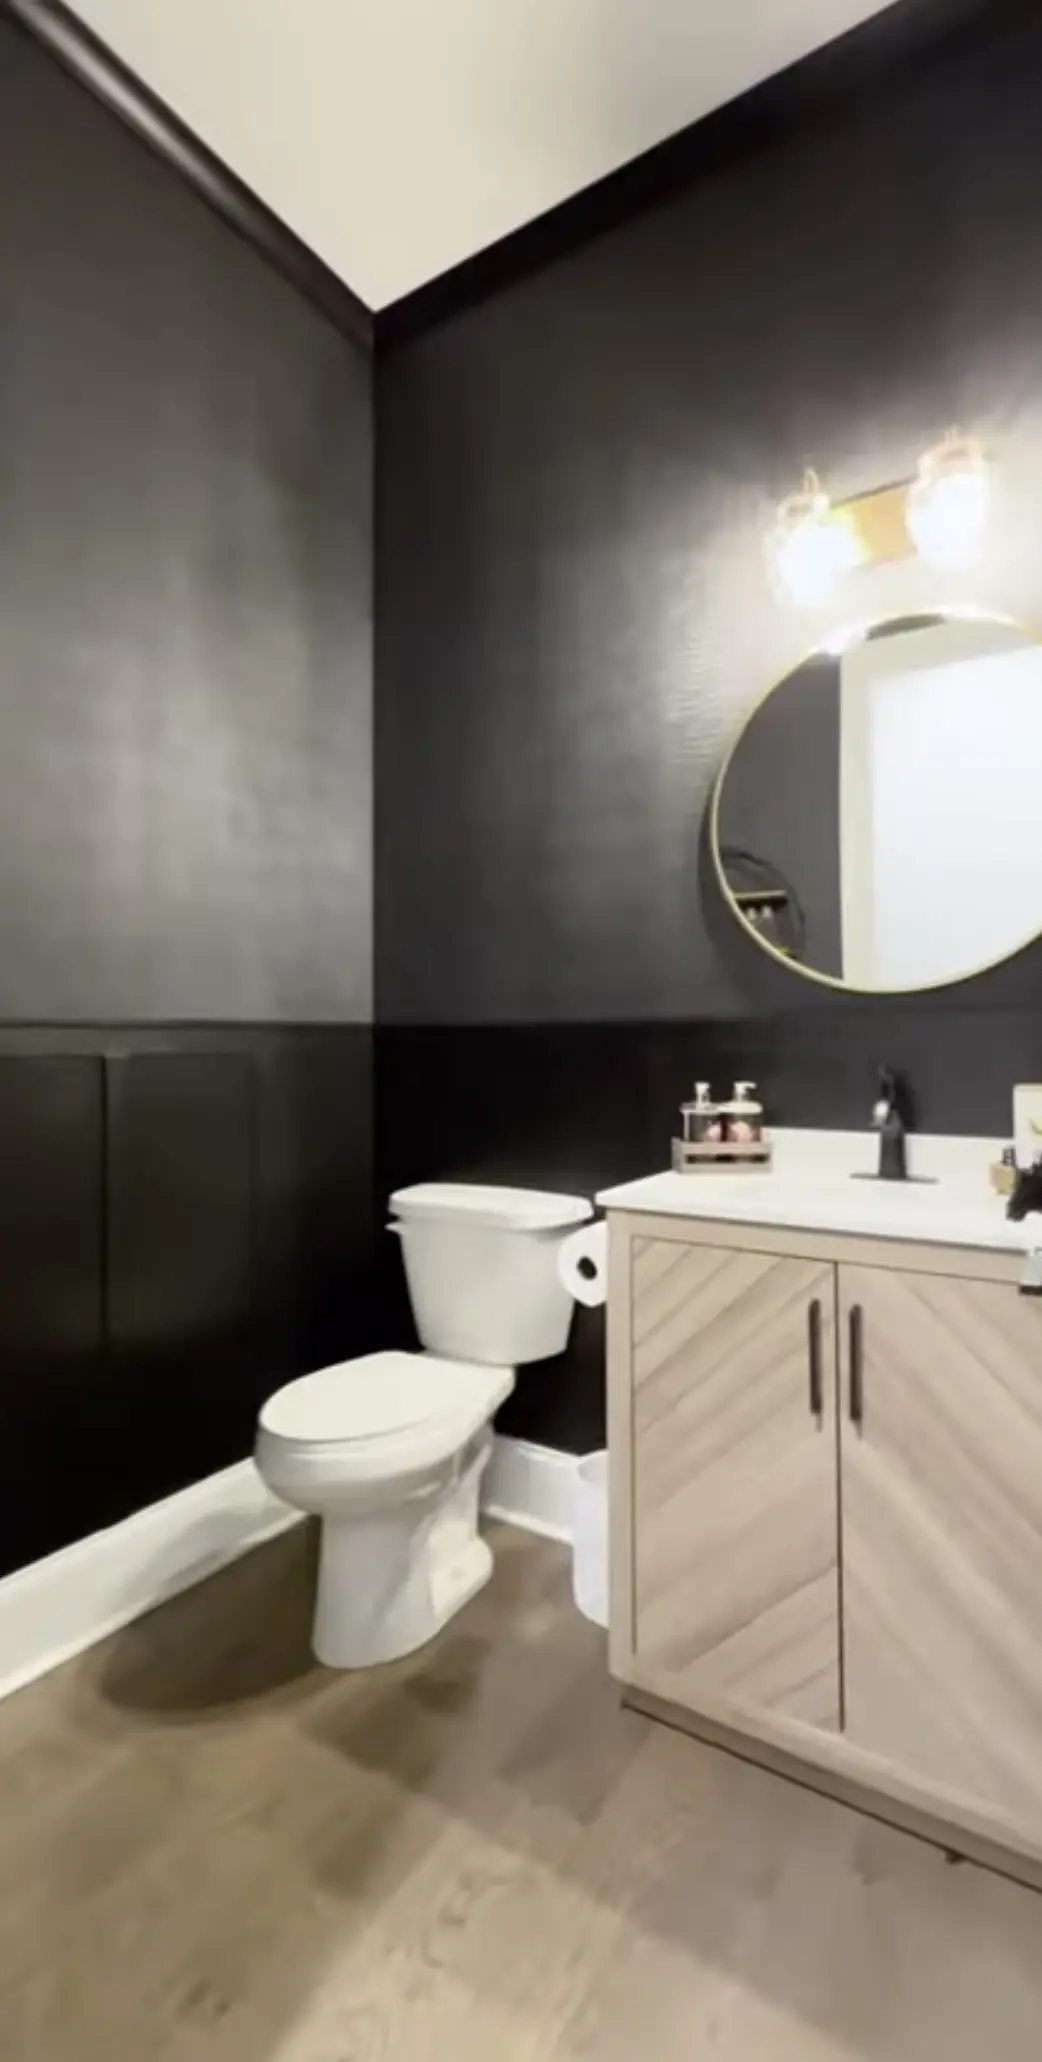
[596,1131,1037,1254]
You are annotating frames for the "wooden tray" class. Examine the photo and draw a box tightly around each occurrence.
[671,1137,773,1174]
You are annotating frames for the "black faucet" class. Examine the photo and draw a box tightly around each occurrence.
[1007,1160,1042,1221]
[874,1067,909,1182]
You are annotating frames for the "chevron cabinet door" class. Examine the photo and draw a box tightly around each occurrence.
[632,1239,841,1733]
[840,1266,1042,1842]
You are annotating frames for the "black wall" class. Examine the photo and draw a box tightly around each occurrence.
[375,0,1042,1451]
[0,18,374,1576]
[0,20,371,1021]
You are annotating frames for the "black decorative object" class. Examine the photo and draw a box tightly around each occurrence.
[1007,1160,1042,1222]
[874,1067,910,1183]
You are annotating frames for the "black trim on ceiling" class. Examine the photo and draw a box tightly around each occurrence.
[2,0,373,349]
[375,0,1007,350]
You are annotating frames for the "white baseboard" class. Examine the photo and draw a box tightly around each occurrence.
[0,1461,301,1706]
[481,1436,582,1544]
[0,1434,587,1706]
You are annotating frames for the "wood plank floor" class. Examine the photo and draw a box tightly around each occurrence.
[2,1523,1042,2061]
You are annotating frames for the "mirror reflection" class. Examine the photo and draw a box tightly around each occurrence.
[713,611,1042,992]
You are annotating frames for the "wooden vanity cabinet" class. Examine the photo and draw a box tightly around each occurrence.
[628,1237,841,1733]
[839,1265,1042,1845]
[608,1212,1042,1887]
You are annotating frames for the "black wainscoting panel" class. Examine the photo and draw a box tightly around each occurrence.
[378,1026,651,1198]
[0,1027,376,1579]
[646,1009,1042,1146]
[253,1029,376,1385]
[105,1053,256,1513]
[378,1010,1042,1181]
[0,1058,103,1575]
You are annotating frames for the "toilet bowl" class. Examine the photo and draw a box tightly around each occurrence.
[254,1184,592,1668]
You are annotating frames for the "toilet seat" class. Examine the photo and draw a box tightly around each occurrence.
[258,1351,511,1457]
[256,1350,514,1508]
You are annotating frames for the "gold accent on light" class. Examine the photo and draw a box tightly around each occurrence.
[841,480,914,567]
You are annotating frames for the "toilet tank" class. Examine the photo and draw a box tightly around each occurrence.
[389,1184,592,1366]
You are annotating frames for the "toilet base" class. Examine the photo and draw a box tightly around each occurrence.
[312,1431,494,1669]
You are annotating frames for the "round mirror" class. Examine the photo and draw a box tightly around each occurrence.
[712,610,1042,993]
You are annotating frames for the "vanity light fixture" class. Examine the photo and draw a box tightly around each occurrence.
[905,426,989,569]
[770,429,990,606]
[768,468,862,607]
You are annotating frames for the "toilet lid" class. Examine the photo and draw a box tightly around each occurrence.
[390,1182,591,1231]
[259,1351,504,1445]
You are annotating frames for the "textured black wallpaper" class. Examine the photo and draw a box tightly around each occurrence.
[376,0,1042,1029]
[0,20,372,1022]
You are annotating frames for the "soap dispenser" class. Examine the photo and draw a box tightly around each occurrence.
[726,1081,764,1146]
[684,1081,723,1145]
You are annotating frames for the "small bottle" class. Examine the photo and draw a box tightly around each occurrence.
[684,1081,723,1145]
[725,1081,764,1146]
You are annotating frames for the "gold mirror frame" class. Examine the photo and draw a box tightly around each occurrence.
[709,605,1042,996]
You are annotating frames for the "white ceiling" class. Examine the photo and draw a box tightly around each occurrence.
[71,0,899,309]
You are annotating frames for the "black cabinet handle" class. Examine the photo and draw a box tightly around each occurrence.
[807,1298,823,1419]
[849,1303,864,1426]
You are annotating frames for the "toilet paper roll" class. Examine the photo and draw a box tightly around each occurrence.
[558,1220,608,1309]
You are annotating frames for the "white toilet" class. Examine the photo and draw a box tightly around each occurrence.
[254,1183,592,1669]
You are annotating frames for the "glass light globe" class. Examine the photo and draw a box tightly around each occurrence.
[907,431,989,569]
[770,473,860,607]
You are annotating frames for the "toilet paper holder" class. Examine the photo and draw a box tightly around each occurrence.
[558,1220,608,1310]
